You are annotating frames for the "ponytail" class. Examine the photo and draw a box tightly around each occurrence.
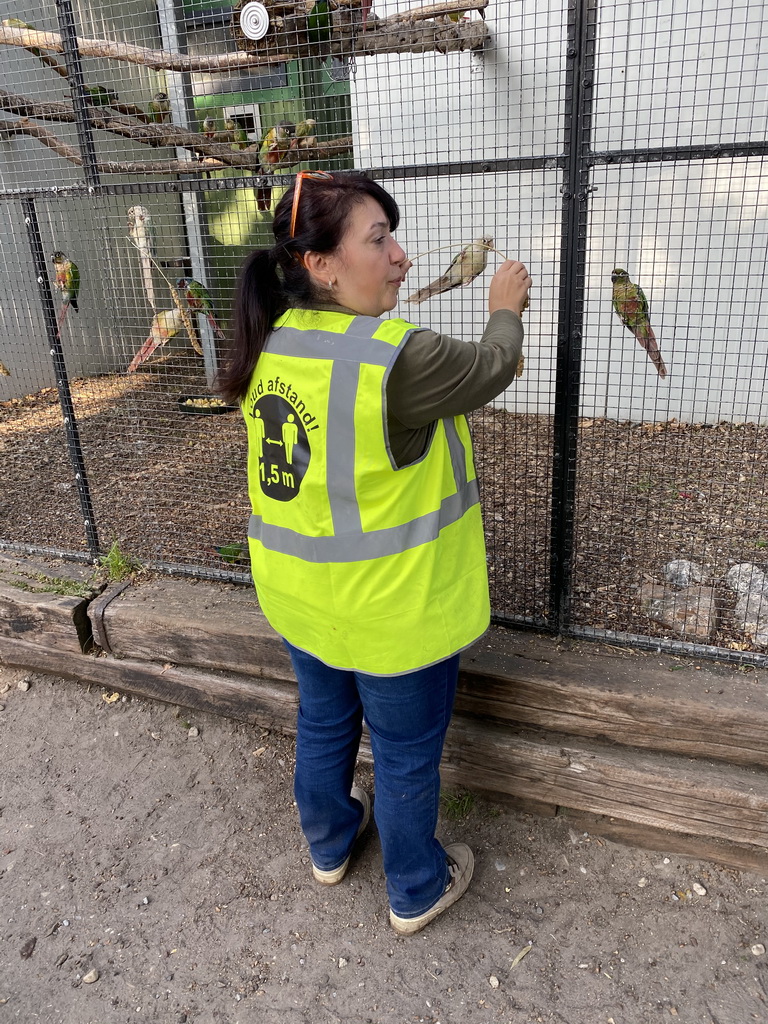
[216,249,283,404]
[217,172,400,404]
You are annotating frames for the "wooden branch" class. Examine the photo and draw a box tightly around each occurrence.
[0,114,352,174]
[378,0,487,26]
[0,117,82,164]
[0,16,487,72]
[0,23,293,71]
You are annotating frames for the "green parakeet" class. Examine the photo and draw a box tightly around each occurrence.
[406,236,493,304]
[1,17,41,56]
[307,0,333,48]
[257,121,295,211]
[202,115,216,139]
[127,205,157,313]
[611,268,667,378]
[127,308,185,373]
[290,118,318,151]
[147,91,170,123]
[176,277,226,342]
[213,542,249,565]
[51,250,80,326]
[224,115,249,149]
[83,83,119,107]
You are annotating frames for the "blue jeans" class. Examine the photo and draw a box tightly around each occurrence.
[283,641,460,918]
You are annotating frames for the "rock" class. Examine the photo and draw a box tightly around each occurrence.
[82,968,99,984]
[489,975,500,988]
[734,590,768,646]
[692,883,707,896]
[187,726,200,738]
[639,584,717,639]
[725,563,767,595]
[663,559,708,587]
[17,680,30,692]
[751,943,765,956]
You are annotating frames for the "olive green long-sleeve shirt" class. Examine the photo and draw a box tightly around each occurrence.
[295,304,524,467]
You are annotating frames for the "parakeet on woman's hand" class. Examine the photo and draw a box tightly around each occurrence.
[127,308,185,373]
[51,250,80,326]
[406,236,493,304]
[176,277,226,342]
[611,268,667,379]
[147,92,170,123]
[127,205,157,313]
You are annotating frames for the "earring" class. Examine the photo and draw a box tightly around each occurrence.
[327,279,335,290]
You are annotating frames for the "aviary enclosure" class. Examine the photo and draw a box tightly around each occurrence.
[0,0,767,664]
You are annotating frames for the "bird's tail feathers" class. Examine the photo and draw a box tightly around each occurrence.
[405,273,459,304]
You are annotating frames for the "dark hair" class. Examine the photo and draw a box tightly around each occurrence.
[216,172,400,403]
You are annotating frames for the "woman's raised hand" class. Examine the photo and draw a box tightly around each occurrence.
[488,260,532,317]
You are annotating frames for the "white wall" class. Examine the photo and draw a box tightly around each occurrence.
[351,0,768,424]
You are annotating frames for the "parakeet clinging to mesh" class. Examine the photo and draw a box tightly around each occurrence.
[147,91,170,123]
[176,277,226,342]
[611,267,667,379]
[127,205,157,313]
[406,236,493,304]
[51,250,80,327]
[127,308,185,373]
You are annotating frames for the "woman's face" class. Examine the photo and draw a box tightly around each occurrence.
[319,197,410,317]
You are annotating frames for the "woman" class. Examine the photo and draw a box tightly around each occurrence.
[218,171,531,935]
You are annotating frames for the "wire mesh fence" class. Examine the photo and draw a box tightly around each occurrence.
[0,0,767,662]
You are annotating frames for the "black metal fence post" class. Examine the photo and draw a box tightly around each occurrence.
[22,197,100,559]
[549,0,597,633]
[54,0,101,188]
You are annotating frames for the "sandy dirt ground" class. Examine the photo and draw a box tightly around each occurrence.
[1,663,767,1024]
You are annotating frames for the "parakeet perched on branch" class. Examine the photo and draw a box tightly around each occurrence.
[611,268,667,379]
[51,250,79,327]
[225,115,249,150]
[83,83,119,106]
[202,115,216,139]
[127,205,157,313]
[176,277,226,342]
[148,91,170,123]
[256,121,295,211]
[1,17,41,55]
[406,236,493,304]
[127,308,185,373]
[290,118,318,150]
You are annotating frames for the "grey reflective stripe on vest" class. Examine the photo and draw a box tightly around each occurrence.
[248,478,479,563]
[268,320,394,367]
[251,315,479,562]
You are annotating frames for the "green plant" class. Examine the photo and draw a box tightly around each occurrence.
[99,540,141,581]
[5,570,95,598]
[441,789,475,821]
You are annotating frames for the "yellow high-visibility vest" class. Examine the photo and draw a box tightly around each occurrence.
[242,308,490,675]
